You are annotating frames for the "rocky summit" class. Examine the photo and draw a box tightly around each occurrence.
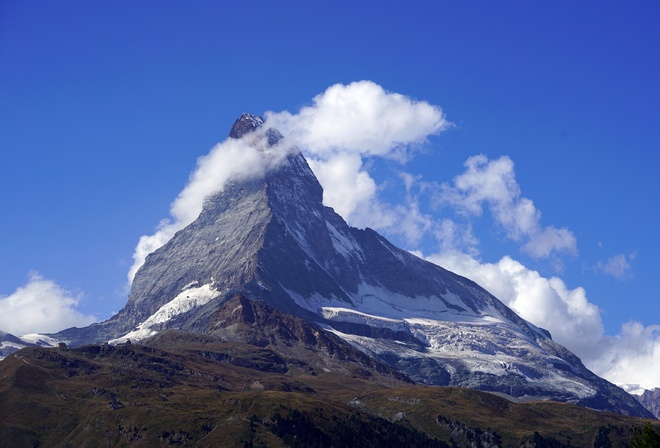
[36,114,652,418]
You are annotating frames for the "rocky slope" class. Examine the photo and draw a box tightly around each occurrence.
[1,333,656,448]
[636,388,660,419]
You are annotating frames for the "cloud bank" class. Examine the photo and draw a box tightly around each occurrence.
[0,273,96,335]
[425,155,656,389]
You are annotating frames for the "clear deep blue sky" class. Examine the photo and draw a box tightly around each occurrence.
[1,2,659,339]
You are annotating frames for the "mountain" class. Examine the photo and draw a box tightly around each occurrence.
[39,113,651,418]
[0,331,29,359]
[636,389,660,419]
[0,331,58,359]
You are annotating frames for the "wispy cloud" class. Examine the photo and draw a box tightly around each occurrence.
[432,219,480,256]
[595,252,636,280]
[0,273,96,335]
[436,154,577,261]
[128,129,287,283]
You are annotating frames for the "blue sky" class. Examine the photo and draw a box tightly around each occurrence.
[1,2,659,389]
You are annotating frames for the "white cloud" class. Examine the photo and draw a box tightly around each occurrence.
[306,153,381,226]
[432,219,480,256]
[395,200,434,246]
[264,80,449,160]
[595,253,636,280]
[437,154,577,260]
[521,226,577,259]
[0,273,96,335]
[306,154,433,244]
[590,321,660,391]
[128,130,286,283]
[264,81,449,243]
[427,251,660,390]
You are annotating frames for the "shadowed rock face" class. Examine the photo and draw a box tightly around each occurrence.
[47,115,653,418]
[203,294,412,382]
[636,388,660,419]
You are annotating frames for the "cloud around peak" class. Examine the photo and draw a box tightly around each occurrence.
[128,81,450,282]
[264,80,450,236]
[128,128,288,283]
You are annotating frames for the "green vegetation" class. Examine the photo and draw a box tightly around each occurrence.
[630,422,660,448]
[0,340,656,447]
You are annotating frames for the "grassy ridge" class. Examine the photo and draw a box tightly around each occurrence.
[0,342,656,447]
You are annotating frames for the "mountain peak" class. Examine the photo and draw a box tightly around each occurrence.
[228,113,264,139]
[228,113,283,146]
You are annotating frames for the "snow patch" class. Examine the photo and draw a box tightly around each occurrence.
[440,290,466,309]
[110,283,220,344]
[283,286,351,313]
[324,322,595,399]
[0,341,26,350]
[19,333,61,347]
[326,221,364,260]
[282,278,597,402]
[322,307,409,332]
[244,113,264,128]
[376,238,409,265]
[351,282,488,321]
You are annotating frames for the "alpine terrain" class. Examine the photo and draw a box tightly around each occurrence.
[2,114,653,423]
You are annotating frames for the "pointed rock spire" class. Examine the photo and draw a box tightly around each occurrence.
[228,113,264,139]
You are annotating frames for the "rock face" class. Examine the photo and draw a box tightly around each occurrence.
[50,114,652,418]
[203,293,411,382]
[636,388,660,419]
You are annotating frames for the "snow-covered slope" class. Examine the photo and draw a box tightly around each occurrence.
[47,113,652,418]
[0,330,58,360]
[109,283,221,344]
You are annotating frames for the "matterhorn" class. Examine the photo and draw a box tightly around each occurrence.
[39,114,652,418]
